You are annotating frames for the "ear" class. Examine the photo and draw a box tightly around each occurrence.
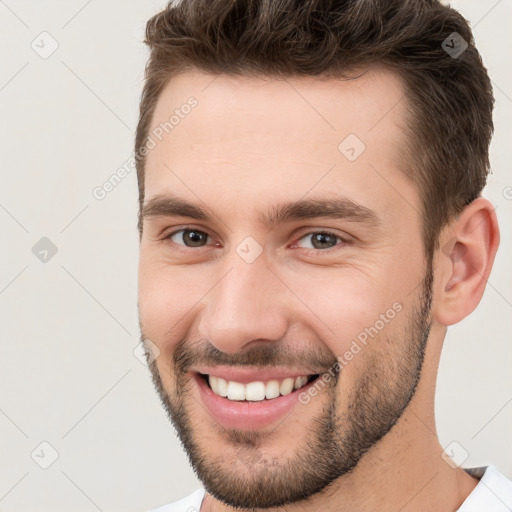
[432,197,500,326]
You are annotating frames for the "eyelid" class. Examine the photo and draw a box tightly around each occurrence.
[292,230,348,250]
[161,225,350,251]
[163,225,215,247]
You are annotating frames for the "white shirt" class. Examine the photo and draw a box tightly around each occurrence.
[148,465,512,511]
[458,465,512,511]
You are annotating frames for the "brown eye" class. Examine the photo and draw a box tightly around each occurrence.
[297,232,341,250]
[169,229,210,247]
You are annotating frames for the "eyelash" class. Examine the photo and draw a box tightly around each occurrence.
[299,231,348,250]
[163,226,348,252]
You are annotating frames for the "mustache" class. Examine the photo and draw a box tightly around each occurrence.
[173,337,339,376]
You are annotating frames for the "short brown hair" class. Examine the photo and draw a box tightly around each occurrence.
[135,0,494,259]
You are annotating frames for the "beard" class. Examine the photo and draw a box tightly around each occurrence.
[142,265,433,509]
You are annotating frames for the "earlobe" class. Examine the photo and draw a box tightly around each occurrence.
[433,197,500,326]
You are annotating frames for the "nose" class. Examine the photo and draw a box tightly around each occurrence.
[197,255,289,354]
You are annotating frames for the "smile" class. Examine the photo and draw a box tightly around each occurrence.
[204,373,318,401]
[193,368,322,430]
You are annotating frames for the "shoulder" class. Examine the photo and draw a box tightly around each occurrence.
[458,465,512,511]
[146,488,206,512]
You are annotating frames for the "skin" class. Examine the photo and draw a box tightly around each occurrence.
[138,68,500,511]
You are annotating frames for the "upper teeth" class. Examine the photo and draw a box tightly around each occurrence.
[208,375,310,401]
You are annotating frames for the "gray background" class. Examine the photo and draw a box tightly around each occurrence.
[0,1,510,511]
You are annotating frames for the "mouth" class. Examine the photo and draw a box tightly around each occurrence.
[199,372,320,401]
[193,368,323,430]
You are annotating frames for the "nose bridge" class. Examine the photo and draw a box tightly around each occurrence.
[198,249,288,353]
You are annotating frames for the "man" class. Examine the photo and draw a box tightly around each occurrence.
[135,0,511,510]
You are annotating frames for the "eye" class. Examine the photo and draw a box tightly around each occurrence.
[295,231,344,250]
[167,228,211,248]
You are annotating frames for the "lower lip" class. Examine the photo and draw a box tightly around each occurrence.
[194,373,316,431]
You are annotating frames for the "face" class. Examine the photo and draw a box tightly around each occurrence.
[138,68,433,509]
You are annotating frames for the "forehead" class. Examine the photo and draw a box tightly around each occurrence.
[144,67,415,220]
[149,67,408,150]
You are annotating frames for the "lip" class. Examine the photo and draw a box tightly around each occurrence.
[193,371,318,431]
[195,365,316,384]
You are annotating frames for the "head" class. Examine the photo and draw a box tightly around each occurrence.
[136,0,499,509]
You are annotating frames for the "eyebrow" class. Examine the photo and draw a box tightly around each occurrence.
[141,194,381,229]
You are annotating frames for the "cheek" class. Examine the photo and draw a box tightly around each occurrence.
[323,305,409,406]
[284,266,407,359]
[138,256,210,355]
